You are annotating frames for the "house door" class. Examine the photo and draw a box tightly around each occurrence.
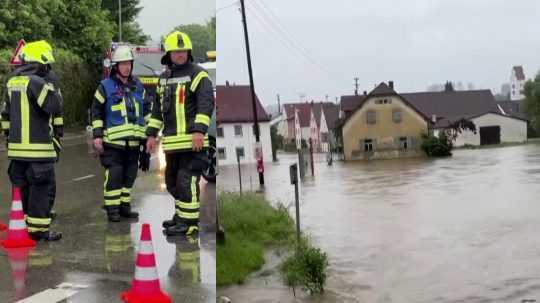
[479,126,501,145]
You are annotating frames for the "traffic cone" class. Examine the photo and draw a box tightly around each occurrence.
[1,187,36,248]
[3,246,33,300]
[121,223,172,303]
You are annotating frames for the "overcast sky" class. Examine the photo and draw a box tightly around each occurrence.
[217,0,540,106]
[138,0,214,42]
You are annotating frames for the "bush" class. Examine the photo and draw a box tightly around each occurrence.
[280,241,329,294]
[421,133,452,157]
[0,48,99,127]
[53,49,99,127]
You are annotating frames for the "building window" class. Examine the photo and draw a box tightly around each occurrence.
[234,125,243,137]
[512,84,515,89]
[218,147,226,160]
[364,139,374,152]
[366,110,376,125]
[399,137,408,150]
[235,147,245,158]
[217,127,224,138]
[392,109,402,123]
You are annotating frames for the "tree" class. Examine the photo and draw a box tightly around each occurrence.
[101,0,149,44]
[0,0,62,48]
[444,81,455,92]
[174,17,216,62]
[524,72,540,133]
[421,119,476,157]
[51,0,115,66]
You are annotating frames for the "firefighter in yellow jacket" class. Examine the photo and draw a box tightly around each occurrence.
[146,31,214,236]
[91,45,151,222]
[0,40,63,241]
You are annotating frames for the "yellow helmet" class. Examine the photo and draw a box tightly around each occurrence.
[162,31,193,53]
[161,31,193,65]
[19,40,55,65]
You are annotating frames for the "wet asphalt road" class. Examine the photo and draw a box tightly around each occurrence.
[218,145,540,303]
[0,138,216,303]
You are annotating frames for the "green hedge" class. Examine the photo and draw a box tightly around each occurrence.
[0,48,99,127]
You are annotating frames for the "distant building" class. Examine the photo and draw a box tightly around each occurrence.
[341,81,528,160]
[216,83,272,166]
[510,66,526,101]
[279,102,339,152]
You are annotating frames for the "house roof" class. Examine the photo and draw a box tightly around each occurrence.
[513,66,526,81]
[283,102,339,129]
[216,85,270,123]
[496,100,529,120]
[401,90,500,122]
[283,103,312,128]
[340,94,368,114]
[341,83,527,128]
[321,103,340,130]
[343,82,432,126]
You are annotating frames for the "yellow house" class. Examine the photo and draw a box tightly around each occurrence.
[342,82,431,160]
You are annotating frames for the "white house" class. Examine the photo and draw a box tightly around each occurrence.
[510,66,526,101]
[453,112,527,146]
[216,84,272,166]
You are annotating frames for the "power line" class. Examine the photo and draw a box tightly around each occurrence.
[245,2,334,81]
[217,0,239,12]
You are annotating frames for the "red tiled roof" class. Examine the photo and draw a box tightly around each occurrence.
[283,102,339,129]
[216,85,270,123]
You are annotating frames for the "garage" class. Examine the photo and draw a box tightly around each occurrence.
[479,126,501,145]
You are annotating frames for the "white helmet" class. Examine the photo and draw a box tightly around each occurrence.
[111,45,134,63]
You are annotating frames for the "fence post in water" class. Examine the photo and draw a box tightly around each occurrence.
[237,152,242,194]
[290,164,301,243]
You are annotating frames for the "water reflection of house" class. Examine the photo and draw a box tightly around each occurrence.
[341,81,528,161]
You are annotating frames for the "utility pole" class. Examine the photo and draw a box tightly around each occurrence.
[354,77,359,95]
[239,0,264,186]
[118,0,122,42]
[277,94,281,114]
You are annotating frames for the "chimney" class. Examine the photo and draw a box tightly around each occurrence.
[226,80,230,87]
[389,81,394,89]
[431,114,437,123]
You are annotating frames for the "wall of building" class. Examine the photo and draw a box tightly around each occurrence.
[217,122,273,166]
[342,96,428,160]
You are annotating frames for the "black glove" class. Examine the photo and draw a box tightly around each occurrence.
[139,143,150,172]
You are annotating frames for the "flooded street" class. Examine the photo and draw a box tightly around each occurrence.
[0,141,216,302]
[218,144,540,302]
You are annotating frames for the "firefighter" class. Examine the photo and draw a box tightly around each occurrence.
[146,31,214,236]
[0,40,63,241]
[91,45,151,222]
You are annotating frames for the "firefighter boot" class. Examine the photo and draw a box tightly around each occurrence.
[119,203,139,219]
[165,222,199,236]
[29,231,62,242]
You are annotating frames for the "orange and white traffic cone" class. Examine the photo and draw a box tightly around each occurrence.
[121,223,172,303]
[1,187,36,248]
[3,246,33,300]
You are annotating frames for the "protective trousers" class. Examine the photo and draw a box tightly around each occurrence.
[165,152,206,226]
[8,160,55,233]
[99,146,139,212]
